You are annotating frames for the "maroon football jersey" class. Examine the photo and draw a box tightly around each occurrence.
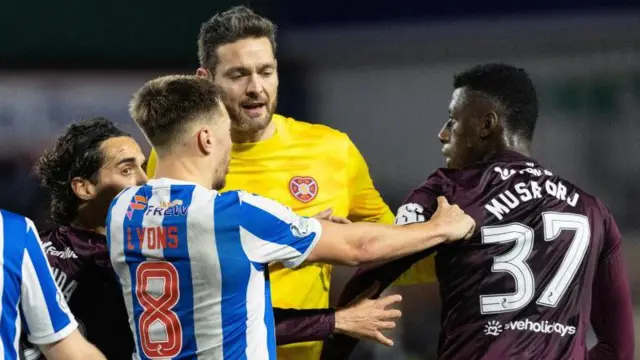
[21,226,134,360]
[405,151,631,359]
[322,151,633,360]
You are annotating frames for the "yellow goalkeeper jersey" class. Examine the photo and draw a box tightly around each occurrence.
[146,114,395,360]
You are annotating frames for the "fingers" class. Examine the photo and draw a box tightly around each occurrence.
[464,217,476,239]
[329,216,352,224]
[377,295,402,319]
[437,196,449,207]
[382,308,402,319]
[377,321,397,330]
[379,294,402,307]
[314,208,333,219]
[315,208,352,224]
[374,332,394,347]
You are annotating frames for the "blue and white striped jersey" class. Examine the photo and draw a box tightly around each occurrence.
[107,178,322,360]
[0,209,77,359]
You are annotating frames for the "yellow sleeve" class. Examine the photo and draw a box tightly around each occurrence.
[146,148,158,178]
[346,139,395,224]
[392,255,437,285]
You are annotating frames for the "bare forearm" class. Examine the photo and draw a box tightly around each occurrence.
[350,221,446,264]
[40,331,106,360]
[274,308,335,345]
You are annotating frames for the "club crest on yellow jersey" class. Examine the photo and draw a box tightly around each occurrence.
[289,176,318,203]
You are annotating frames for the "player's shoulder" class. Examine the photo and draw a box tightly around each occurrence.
[411,167,457,195]
[37,226,87,270]
[277,114,351,144]
[222,190,295,222]
[234,190,291,212]
[486,151,611,218]
[0,209,34,235]
[107,185,147,219]
[38,226,67,247]
[0,208,28,225]
[551,173,611,218]
[397,168,458,215]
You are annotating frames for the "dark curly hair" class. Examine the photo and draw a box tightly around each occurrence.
[34,117,130,224]
[198,5,276,72]
[453,63,539,141]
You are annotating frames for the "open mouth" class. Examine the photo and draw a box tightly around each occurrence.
[241,102,266,117]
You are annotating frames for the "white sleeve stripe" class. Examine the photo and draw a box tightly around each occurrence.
[27,321,77,345]
[282,220,322,269]
[239,217,323,269]
[238,191,293,223]
[21,231,77,345]
[239,227,303,264]
[23,221,75,330]
[21,250,54,340]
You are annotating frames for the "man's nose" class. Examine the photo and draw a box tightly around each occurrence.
[438,126,450,143]
[246,73,264,95]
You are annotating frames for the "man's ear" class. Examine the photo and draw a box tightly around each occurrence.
[196,67,212,80]
[197,127,215,155]
[479,111,499,138]
[70,177,97,201]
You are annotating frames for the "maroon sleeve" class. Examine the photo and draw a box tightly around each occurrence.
[320,250,437,359]
[320,171,452,360]
[588,211,634,360]
[274,308,335,345]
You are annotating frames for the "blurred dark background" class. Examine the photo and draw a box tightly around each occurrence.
[1,1,639,358]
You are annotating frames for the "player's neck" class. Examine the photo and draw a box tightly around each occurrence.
[154,156,216,191]
[231,120,276,144]
[72,210,107,236]
[506,146,531,157]
[482,140,531,162]
[503,136,532,157]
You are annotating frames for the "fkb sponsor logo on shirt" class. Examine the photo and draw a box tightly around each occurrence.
[126,196,188,219]
[145,200,189,217]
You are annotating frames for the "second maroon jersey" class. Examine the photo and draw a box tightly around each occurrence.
[394,151,619,359]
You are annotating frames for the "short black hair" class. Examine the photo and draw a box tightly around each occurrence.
[34,117,130,224]
[198,5,276,71]
[453,63,538,140]
[129,75,224,151]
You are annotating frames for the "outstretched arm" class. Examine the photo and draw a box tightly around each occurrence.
[319,249,435,359]
[275,289,402,347]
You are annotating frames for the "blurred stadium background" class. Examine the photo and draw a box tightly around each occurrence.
[2,1,639,358]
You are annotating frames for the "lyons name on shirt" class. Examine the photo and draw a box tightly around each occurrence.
[485,165,580,220]
[127,226,179,250]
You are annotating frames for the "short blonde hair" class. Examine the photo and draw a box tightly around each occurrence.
[129,75,223,150]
